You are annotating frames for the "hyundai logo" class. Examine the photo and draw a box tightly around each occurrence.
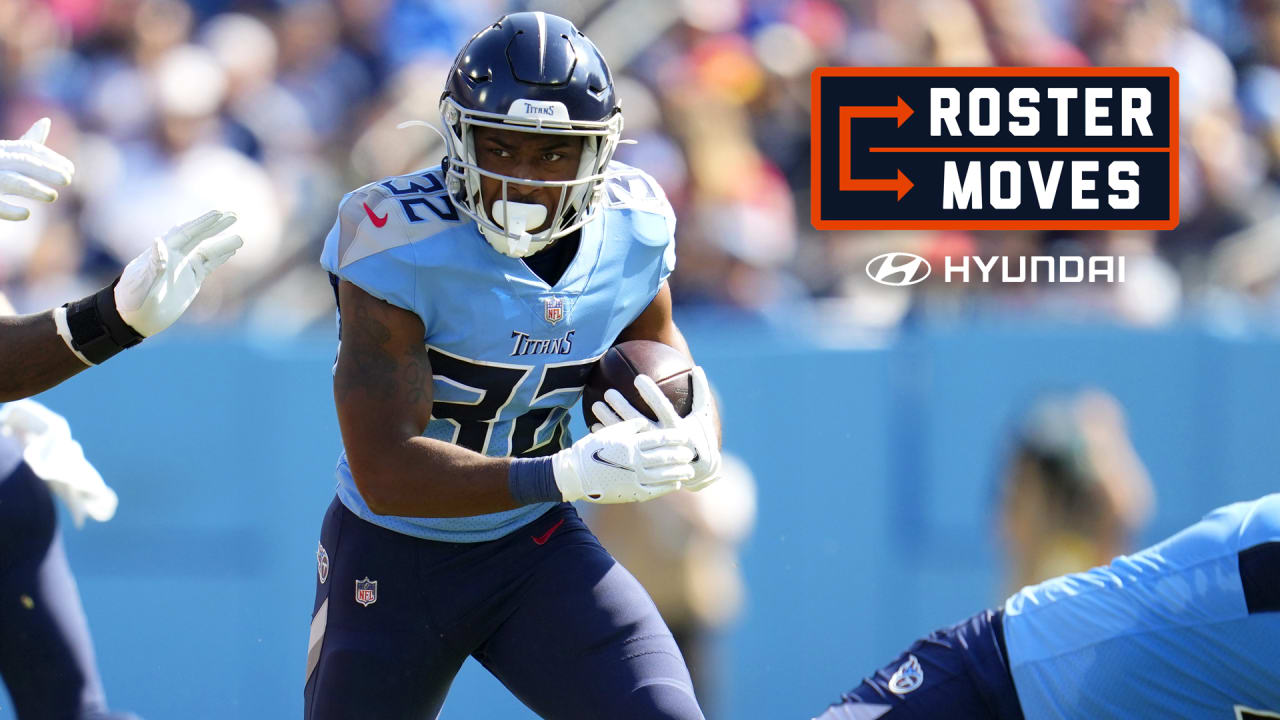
[866,252,932,286]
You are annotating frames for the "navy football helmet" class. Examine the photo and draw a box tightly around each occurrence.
[440,12,623,257]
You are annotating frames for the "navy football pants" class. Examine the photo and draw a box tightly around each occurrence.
[304,498,704,719]
[0,453,137,720]
[813,610,1025,720]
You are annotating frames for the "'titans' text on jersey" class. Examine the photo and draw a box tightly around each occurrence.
[320,161,676,542]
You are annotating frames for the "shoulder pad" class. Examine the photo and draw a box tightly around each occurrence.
[599,161,674,220]
[334,166,463,270]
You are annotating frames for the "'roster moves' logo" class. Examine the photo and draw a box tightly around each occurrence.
[811,67,1178,230]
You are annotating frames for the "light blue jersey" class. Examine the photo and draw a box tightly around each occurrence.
[1003,494,1280,719]
[320,161,676,542]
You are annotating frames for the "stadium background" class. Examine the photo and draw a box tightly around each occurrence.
[3,0,1280,717]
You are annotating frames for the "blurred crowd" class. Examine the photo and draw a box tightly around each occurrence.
[4,0,1280,332]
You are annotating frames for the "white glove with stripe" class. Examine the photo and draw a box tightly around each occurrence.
[552,417,695,503]
[592,367,723,491]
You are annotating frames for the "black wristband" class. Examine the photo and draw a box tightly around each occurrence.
[62,277,145,365]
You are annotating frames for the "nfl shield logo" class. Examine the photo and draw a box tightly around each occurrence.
[316,542,329,584]
[542,296,565,325]
[355,577,377,607]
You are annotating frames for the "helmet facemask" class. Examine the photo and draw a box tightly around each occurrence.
[441,96,623,258]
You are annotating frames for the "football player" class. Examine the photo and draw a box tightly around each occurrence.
[0,118,242,719]
[813,493,1280,719]
[306,12,721,719]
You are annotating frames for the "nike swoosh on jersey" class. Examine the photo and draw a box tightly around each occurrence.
[363,202,388,228]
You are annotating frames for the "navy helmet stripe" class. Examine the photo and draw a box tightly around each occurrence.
[536,11,546,75]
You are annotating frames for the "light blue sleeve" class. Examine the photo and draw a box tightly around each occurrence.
[602,162,678,297]
[319,186,418,314]
[659,206,676,286]
[1003,494,1280,719]
[640,168,677,288]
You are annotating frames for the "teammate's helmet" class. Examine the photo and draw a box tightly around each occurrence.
[440,12,623,257]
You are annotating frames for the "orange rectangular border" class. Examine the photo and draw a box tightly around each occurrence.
[810,67,1180,231]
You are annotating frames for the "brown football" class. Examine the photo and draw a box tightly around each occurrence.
[581,340,694,426]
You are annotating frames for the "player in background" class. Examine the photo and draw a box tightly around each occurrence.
[812,493,1280,720]
[0,118,242,718]
[997,391,1153,596]
[306,12,721,719]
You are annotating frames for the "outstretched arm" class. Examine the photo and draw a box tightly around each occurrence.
[0,210,242,401]
[0,119,242,401]
[0,312,91,401]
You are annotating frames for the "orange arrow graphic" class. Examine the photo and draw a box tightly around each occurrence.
[840,170,914,200]
[838,98,915,201]
[844,96,914,126]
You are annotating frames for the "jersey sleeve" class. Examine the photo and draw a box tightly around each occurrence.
[640,178,677,298]
[319,185,418,314]
[657,200,676,287]
[602,162,677,292]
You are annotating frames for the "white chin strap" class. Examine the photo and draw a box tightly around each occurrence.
[484,201,550,258]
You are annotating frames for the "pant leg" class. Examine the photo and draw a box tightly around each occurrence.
[0,460,137,720]
[472,508,704,720]
[304,498,467,720]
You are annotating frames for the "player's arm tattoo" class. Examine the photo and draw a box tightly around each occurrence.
[404,356,430,405]
[0,312,92,402]
[335,299,400,404]
[333,280,433,434]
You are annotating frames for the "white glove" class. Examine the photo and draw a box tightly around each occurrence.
[115,209,243,337]
[0,118,75,221]
[593,366,723,491]
[0,400,117,528]
[552,417,696,503]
